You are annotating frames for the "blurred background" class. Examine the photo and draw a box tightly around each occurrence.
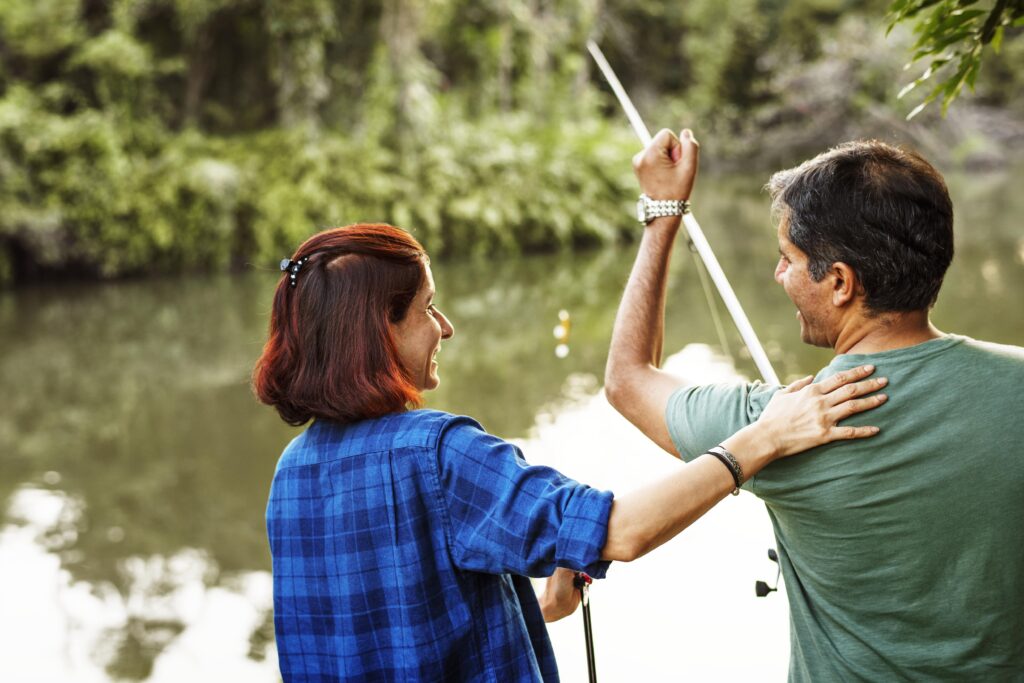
[1,0,1022,680]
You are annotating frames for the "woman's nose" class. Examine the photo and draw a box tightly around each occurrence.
[438,310,454,339]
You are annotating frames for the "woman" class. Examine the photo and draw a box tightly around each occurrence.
[254,223,885,681]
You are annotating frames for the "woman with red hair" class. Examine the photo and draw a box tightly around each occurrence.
[254,223,885,682]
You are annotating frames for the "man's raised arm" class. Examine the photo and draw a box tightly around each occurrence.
[604,128,699,456]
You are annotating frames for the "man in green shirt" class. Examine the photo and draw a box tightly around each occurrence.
[605,129,1024,680]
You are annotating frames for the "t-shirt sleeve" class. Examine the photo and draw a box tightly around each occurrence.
[434,417,614,579]
[665,382,780,490]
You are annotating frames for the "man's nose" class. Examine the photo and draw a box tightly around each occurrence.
[774,259,785,284]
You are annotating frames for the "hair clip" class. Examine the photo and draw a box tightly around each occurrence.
[279,256,309,287]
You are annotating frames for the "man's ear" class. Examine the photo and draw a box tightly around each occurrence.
[830,262,861,307]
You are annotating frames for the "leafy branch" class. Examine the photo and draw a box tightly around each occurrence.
[888,0,1023,119]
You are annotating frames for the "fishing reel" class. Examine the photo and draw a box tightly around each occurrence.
[756,548,781,597]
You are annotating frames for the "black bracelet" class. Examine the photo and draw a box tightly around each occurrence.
[705,445,743,495]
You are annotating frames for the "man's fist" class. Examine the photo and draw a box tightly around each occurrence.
[632,128,700,203]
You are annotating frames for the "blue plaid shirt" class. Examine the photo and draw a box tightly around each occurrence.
[267,409,614,682]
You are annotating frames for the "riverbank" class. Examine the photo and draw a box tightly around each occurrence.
[2,95,1021,288]
[4,1,1022,289]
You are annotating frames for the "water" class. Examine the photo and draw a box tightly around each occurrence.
[2,170,1022,681]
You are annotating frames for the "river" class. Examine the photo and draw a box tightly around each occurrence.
[1,170,1021,681]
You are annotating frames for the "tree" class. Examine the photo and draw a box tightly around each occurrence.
[888,0,1024,118]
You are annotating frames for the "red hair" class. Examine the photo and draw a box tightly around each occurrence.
[253,224,427,425]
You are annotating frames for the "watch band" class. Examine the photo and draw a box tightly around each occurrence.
[637,193,691,224]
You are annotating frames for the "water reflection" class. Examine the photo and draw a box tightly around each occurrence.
[1,487,277,681]
[1,169,1021,680]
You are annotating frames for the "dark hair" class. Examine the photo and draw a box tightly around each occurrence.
[253,224,427,426]
[768,140,954,313]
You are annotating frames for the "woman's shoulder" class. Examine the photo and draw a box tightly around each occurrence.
[290,410,497,464]
[314,409,487,450]
[392,409,489,451]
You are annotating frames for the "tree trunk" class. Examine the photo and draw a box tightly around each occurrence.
[183,27,213,128]
[380,0,422,131]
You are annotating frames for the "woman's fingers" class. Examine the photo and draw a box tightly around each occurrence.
[782,375,815,394]
[815,365,876,395]
[828,424,882,441]
[822,385,888,442]
[755,364,889,457]
[824,375,889,407]
[828,393,888,422]
[540,568,581,622]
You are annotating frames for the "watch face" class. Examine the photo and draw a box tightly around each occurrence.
[636,197,646,223]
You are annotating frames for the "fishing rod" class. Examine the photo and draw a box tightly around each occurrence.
[586,40,780,386]
[588,34,785,614]
[574,572,597,683]
[564,45,783,681]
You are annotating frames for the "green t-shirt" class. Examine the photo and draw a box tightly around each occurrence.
[666,335,1024,682]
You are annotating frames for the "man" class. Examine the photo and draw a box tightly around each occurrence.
[605,129,1024,680]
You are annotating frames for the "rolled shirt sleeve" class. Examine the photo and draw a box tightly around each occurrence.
[435,416,613,579]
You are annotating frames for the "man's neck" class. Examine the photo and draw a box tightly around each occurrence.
[833,310,943,356]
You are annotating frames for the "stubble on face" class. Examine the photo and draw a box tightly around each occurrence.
[776,222,833,349]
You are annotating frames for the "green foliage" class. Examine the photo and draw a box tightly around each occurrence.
[0,0,641,285]
[0,0,84,59]
[0,0,1022,285]
[888,0,1024,118]
[70,30,153,80]
[228,114,635,263]
[0,86,131,274]
[681,0,771,117]
[0,83,636,281]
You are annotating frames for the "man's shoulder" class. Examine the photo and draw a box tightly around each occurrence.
[826,334,1024,375]
[669,380,780,410]
[958,335,1024,362]
[666,380,781,461]
[944,335,1024,384]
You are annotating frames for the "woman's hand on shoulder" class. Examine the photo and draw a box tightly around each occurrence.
[538,567,581,623]
[757,364,888,460]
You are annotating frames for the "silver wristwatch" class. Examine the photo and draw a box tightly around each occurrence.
[636,193,691,224]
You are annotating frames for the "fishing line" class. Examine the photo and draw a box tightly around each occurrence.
[586,39,780,385]
[689,240,734,361]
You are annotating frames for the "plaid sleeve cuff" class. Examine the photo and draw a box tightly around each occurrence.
[555,485,614,579]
